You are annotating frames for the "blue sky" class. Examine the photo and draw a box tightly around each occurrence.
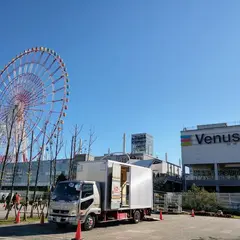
[1,1,240,164]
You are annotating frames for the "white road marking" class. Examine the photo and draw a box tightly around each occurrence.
[220,230,233,234]
[115,237,132,240]
[126,229,155,234]
[187,226,197,229]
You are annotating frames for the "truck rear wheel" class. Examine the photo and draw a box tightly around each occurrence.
[83,214,95,231]
[132,210,141,224]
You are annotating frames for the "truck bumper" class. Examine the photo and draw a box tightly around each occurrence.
[48,215,81,225]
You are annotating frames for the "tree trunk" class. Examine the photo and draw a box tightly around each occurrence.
[24,131,34,221]
[30,125,46,218]
[87,127,97,161]
[46,142,53,218]
[53,130,60,186]
[5,126,24,220]
[68,136,74,180]
[0,107,16,190]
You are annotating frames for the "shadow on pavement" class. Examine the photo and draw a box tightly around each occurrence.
[0,221,135,237]
[0,223,74,237]
[96,221,131,228]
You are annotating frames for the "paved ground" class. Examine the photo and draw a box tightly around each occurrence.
[0,214,240,240]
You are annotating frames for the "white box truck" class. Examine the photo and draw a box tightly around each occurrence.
[48,160,153,230]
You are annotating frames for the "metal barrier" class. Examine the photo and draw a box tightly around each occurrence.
[153,191,182,213]
[164,193,182,213]
[153,191,165,212]
[154,192,240,213]
[216,193,240,210]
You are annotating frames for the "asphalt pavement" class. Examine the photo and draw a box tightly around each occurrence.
[0,214,239,240]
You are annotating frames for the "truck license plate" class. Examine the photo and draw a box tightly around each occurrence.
[56,217,61,222]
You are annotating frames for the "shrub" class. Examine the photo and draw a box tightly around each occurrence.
[182,184,220,212]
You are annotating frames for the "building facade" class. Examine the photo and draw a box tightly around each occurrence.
[181,123,240,192]
[0,154,94,189]
[131,133,154,156]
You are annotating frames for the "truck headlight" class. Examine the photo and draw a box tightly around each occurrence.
[71,210,77,215]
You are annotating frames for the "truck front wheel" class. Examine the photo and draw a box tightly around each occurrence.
[132,210,141,224]
[83,214,95,231]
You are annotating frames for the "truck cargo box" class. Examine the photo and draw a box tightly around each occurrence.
[76,160,153,211]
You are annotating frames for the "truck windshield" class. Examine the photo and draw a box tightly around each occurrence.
[52,182,81,201]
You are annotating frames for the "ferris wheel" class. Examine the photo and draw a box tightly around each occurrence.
[0,47,69,162]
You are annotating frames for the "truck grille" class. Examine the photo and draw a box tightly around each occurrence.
[53,210,69,214]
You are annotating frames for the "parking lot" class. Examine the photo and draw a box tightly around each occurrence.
[0,214,240,240]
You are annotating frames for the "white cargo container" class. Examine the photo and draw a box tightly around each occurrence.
[48,160,153,230]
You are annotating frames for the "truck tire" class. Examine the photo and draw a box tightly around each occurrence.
[83,214,95,231]
[132,210,141,224]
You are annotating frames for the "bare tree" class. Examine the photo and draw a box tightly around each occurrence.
[49,141,54,188]
[30,124,47,218]
[5,120,26,220]
[68,136,74,180]
[0,106,18,190]
[46,140,54,218]
[68,124,83,180]
[23,131,34,221]
[52,127,64,186]
[87,127,97,161]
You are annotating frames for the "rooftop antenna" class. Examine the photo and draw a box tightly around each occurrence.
[123,133,126,154]
[79,138,82,154]
[165,152,168,162]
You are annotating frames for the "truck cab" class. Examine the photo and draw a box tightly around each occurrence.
[48,180,101,230]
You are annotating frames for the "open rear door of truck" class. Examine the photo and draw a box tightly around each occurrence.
[111,163,121,209]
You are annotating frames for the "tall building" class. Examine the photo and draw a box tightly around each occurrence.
[131,133,154,156]
[181,123,240,193]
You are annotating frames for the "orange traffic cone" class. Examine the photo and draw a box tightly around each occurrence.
[15,211,20,223]
[40,212,45,224]
[191,209,195,217]
[160,210,163,220]
[72,220,82,240]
